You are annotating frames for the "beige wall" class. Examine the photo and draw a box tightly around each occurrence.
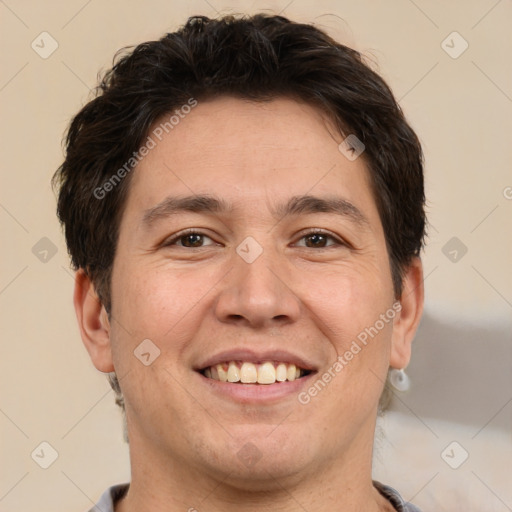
[1,1,511,510]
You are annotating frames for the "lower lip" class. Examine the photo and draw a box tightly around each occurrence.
[196,371,316,404]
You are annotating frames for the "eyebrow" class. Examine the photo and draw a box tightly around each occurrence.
[141,194,369,228]
[142,195,231,226]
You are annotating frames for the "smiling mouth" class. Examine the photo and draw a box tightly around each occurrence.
[200,361,312,384]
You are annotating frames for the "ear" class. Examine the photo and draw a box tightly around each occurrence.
[390,257,424,369]
[73,269,114,373]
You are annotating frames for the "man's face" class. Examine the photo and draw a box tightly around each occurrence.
[108,97,400,484]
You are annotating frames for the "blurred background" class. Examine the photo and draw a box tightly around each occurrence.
[1,1,511,510]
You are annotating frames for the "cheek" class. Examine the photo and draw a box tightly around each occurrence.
[303,259,393,347]
[295,267,394,446]
[304,268,394,416]
[107,262,210,418]
[109,260,214,359]
[301,260,394,408]
[114,261,177,322]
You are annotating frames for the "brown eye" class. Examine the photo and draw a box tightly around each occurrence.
[179,233,205,247]
[304,233,329,248]
[295,231,341,248]
[163,231,215,248]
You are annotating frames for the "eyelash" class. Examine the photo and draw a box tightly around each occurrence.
[162,228,346,249]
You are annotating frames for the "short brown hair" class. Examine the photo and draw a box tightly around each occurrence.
[53,13,425,313]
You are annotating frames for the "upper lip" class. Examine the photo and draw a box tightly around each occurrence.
[195,349,318,372]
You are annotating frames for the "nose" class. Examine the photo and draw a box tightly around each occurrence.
[213,244,302,329]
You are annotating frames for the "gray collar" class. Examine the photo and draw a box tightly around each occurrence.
[91,481,422,512]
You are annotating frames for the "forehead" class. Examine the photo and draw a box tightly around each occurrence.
[125,96,378,223]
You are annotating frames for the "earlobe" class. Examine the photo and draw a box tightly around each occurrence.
[73,269,114,373]
[390,257,424,370]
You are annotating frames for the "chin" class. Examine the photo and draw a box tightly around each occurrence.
[199,426,317,489]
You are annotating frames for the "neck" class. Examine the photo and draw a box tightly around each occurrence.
[116,415,394,512]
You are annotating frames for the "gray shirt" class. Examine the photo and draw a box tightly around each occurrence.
[88,481,422,511]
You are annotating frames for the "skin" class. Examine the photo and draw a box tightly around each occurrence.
[75,96,424,512]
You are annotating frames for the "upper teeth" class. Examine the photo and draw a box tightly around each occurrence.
[204,361,304,384]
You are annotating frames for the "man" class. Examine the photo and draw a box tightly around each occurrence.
[54,14,425,512]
